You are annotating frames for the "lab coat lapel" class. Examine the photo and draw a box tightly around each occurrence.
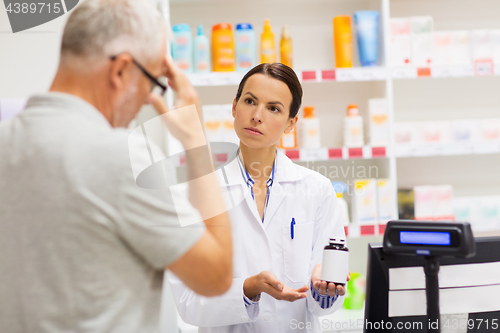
[263,181,285,230]
[262,151,305,230]
[218,150,263,226]
[245,189,264,225]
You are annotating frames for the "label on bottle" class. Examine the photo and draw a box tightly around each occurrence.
[237,49,253,69]
[281,54,293,67]
[321,249,349,284]
[239,35,251,43]
[174,37,191,71]
[301,121,321,149]
[261,41,277,63]
[281,130,296,149]
[197,62,208,71]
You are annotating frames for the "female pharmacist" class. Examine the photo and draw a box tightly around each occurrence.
[168,63,348,333]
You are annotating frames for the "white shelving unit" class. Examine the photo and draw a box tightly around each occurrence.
[165,0,398,225]
[164,0,500,234]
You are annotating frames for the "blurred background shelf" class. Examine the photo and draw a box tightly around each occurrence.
[394,142,500,158]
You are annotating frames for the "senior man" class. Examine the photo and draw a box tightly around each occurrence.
[0,0,232,332]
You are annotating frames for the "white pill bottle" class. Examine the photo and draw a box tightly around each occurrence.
[320,238,349,285]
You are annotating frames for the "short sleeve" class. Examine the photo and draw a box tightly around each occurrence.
[115,134,205,270]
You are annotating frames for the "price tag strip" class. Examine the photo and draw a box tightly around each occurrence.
[336,67,386,82]
[335,68,358,82]
[299,148,329,161]
[191,63,495,86]
[281,146,387,162]
[348,147,364,158]
[495,63,500,76]
[301,70,318,82]
[431,66,454,78]
[473,142,500,155]
[391,67,418,79]
[187,72,244,86]
[321,70,336,81]
[417,67,432,77]
[395,143,500,158]
[474,60,494,76]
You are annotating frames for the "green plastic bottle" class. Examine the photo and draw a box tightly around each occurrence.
[343,272,366,309]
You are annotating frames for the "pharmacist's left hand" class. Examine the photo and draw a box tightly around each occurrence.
[311,263,350,297]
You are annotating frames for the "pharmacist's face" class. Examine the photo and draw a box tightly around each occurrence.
[232,74,297,149]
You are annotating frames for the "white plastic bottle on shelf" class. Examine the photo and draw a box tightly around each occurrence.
[298,106,321,149]
[344,104,364,147]
[368,98,389,146]
[332,181,350,226]
[193,25,210,73]
[279,127,297,149]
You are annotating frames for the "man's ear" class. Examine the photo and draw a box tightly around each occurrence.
[284,116,298,134]
[232,98,237,118]
[109,54,133,92]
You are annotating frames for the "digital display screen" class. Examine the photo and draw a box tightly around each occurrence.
[400,231,451,246]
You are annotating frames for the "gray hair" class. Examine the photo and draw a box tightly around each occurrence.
[61,0,167,68]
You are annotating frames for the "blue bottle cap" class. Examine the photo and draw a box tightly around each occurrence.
[331,181,348,194]
[197,25,204,36]
[172,24,191,33]
[236,23,253,30]
[354,10,379,17]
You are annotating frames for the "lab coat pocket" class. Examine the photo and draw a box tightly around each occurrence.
[282,222,315,283]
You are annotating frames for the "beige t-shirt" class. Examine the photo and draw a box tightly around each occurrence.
[0,92,205,333]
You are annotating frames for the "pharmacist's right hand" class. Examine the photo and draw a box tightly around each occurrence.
[243,271,308,302]
[311,264,350,297]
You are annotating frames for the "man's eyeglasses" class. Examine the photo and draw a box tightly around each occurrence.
[110,55,167,96]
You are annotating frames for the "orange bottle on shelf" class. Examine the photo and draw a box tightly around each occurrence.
[212,23,235,72]
[261,19,277,64]
[344,104,364,147]
[333,16,353,68]
[280,25,293,68]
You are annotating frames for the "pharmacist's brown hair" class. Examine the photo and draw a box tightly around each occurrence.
[235,63,303,118]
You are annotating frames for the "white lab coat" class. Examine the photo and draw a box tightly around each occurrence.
[169,149,345,333]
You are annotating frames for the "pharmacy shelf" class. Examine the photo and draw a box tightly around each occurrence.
[186,72,245,86]
[394,142,500,158]
[283,146,389,161]
[347,223,500,239]
[347,222,500,238]
[345,224,387,238]
[348,223,500,238]
[391,62,500,80]
[305,64,500,81]
[186,67,388,87]
[176,146,389,166]
[186,63,500,87]
[300,67,387,83]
